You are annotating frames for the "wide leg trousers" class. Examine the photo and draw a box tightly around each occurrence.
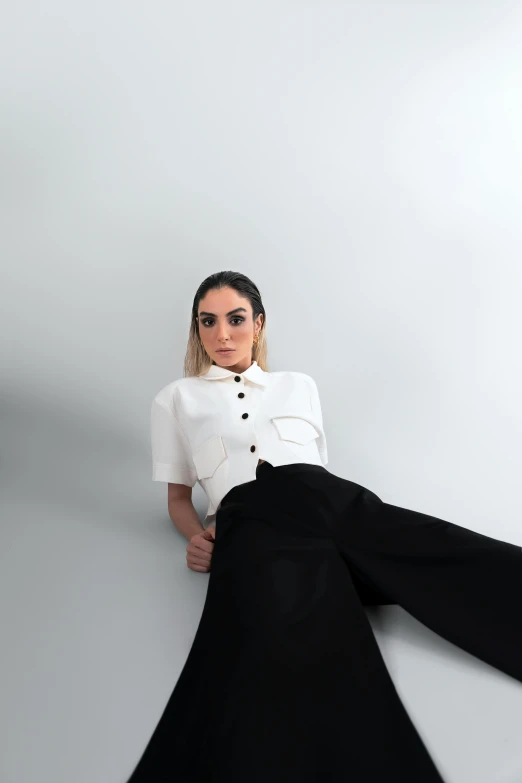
[126,462,522,782]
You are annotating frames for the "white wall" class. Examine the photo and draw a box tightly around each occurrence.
[2,2,522,781]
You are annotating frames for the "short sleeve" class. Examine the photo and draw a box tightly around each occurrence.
[151,397,198,486]
[307,376,328,466]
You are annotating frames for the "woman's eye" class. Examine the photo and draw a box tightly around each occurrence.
[202,317,244,327]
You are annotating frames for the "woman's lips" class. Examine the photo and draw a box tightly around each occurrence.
[217,349,234,353]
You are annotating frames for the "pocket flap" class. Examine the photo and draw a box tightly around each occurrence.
[271,416,319,445]
[192,435,227,479]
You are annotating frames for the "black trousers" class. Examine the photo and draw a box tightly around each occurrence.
[126,462,522,782]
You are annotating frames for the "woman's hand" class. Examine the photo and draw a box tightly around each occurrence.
[186,526,216,572]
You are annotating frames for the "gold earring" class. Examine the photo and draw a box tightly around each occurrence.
[253,333,259,345]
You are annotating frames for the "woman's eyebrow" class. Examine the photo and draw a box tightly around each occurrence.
[199,307,248,317]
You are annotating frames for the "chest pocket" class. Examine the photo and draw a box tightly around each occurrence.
[270,416,319,445]
[191,434,229,517]
[192,434,227,479]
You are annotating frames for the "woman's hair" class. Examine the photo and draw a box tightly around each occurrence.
[184,271,268,377]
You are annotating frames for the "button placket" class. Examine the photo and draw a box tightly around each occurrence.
[233,375,258,456]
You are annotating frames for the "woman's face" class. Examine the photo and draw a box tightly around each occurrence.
[197,287,263,372]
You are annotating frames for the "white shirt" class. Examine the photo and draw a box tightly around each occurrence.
[151,360,328,526]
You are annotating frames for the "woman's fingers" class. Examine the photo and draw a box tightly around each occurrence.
[187,542,213,560]
[186,533,215,572]
[192,538,214,554]
[187,551,211,566]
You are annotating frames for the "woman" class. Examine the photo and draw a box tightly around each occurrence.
[126,271,522,782]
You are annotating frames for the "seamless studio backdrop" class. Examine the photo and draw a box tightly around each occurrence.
[1,2,522,782]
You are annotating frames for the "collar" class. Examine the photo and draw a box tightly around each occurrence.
[198,359,268,386]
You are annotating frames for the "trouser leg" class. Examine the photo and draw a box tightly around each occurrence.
[197,512,446,782]
[337,489,522,683]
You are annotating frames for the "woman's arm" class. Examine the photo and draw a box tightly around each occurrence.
[168,483,215,573]
[168,483,205,541]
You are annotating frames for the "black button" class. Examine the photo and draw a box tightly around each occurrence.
[234,375,241,382]
[238,392,245,398]
[250,445,256,452]
[242,412,249,419]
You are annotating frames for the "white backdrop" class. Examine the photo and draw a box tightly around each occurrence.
[1,2,522,782]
